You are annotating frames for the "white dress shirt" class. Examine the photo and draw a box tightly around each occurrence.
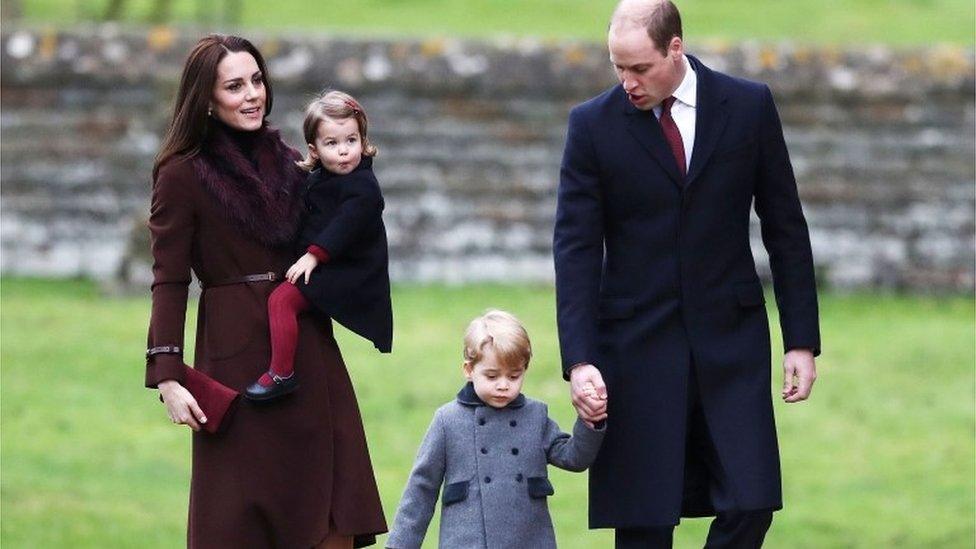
[652,55,697,172]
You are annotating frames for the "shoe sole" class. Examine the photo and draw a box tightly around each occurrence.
[244,383,300,402]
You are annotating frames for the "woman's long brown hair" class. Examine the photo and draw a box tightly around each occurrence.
[152,34,274,181]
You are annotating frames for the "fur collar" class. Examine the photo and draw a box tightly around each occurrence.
[192,122,306,248]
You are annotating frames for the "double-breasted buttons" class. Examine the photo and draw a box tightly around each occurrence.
[479,418,486,426]
[510,420,517,427]
[481,447,488,454]
[516,473,523,482]
[484,476,492,483]
[511,448,519,455]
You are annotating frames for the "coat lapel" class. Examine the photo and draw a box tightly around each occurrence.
[685,55,729,190]
[623,92,683,188]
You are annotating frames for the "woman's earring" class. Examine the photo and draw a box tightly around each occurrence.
[207,107,213,117]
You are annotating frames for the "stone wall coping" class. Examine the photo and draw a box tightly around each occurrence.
[2,24,973,99]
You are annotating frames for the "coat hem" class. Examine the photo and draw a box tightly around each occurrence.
[588,503,782,529]
[311,528,388,548]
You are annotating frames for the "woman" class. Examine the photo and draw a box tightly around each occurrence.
[145,34,387,548]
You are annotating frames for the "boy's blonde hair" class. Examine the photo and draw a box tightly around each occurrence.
[463,310,532,370]
[297,89,377,171]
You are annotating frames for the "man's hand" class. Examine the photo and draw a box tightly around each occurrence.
[570,364,608,425]
[285,252,319,285]
[782,349,817,403]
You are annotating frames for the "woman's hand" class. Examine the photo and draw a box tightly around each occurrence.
[286,252,319,285]
[158,379,207,431]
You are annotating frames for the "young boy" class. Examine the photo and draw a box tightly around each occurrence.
[386,310,606,549]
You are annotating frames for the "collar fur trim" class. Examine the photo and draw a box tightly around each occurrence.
[192,123,306,248]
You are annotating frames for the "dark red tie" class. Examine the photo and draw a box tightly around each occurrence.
[660,96,686,178]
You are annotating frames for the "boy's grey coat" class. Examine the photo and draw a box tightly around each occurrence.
[387,383,605,549]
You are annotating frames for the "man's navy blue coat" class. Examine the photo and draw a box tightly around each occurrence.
[554,55,820,528]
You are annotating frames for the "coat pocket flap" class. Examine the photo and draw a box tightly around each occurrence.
[734,281,765,307]
[527,476,555,498]
[598,297,635,320]
[442,480,469,506]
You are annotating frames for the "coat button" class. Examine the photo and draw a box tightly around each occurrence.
[478,418,486,426]
[481,447,488,454]
[509,420,517,427]
[516,474,523,482]
[511,448,519,455]
[484,476,491,484]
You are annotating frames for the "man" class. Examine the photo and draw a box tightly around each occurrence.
[553,1,821,547]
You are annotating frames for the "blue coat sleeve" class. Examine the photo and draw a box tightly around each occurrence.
[387,409,447,549]
[553,106,606,378]
[754,85,821,356]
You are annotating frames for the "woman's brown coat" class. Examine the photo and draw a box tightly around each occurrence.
[145,126,386,548]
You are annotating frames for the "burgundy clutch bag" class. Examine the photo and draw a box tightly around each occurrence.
[159,365,241,434]
[184,365,241,434]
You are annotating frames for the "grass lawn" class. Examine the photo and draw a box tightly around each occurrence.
[1,277,974,548]
[16,0,976,46]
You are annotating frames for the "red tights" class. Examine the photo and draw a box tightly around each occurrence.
[261,282,311,386]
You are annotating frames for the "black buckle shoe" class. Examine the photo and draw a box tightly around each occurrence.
[245,372,299,402]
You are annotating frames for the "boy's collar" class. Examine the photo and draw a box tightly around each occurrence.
[456,381,526,409]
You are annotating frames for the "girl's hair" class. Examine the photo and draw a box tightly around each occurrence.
[463,310,533,370]
[153,34,273,181]
[297,90,377,171]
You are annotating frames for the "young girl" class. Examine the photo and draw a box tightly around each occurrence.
[245,90,393,401]
[386,310,605,549]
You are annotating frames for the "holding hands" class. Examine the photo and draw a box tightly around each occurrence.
[570,364,608,427]
[286,252,320,285]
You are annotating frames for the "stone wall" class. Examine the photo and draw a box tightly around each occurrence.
[1,25,973,290]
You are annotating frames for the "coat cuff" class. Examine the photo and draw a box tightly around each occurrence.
[784,342,821,358]
[145,353,187,388]
[306,244,331,263]
[562,361,596,382]
[574,416,607,437]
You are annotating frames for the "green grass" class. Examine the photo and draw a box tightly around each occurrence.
[16,0,976,46]
[1,277,974,547]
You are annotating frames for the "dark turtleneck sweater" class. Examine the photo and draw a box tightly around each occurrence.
[210,118,262,166]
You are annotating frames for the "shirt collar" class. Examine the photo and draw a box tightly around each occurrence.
[670,54,697,109]
[456,382,526,409]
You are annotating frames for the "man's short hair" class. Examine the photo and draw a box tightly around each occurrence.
[611,0,683,55]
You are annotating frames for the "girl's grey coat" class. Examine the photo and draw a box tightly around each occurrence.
[387,383,605,549]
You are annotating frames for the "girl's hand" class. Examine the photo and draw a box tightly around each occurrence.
[286,252,319,285]
[158,379,206,431]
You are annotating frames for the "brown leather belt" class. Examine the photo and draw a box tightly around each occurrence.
[200,271,280,289]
